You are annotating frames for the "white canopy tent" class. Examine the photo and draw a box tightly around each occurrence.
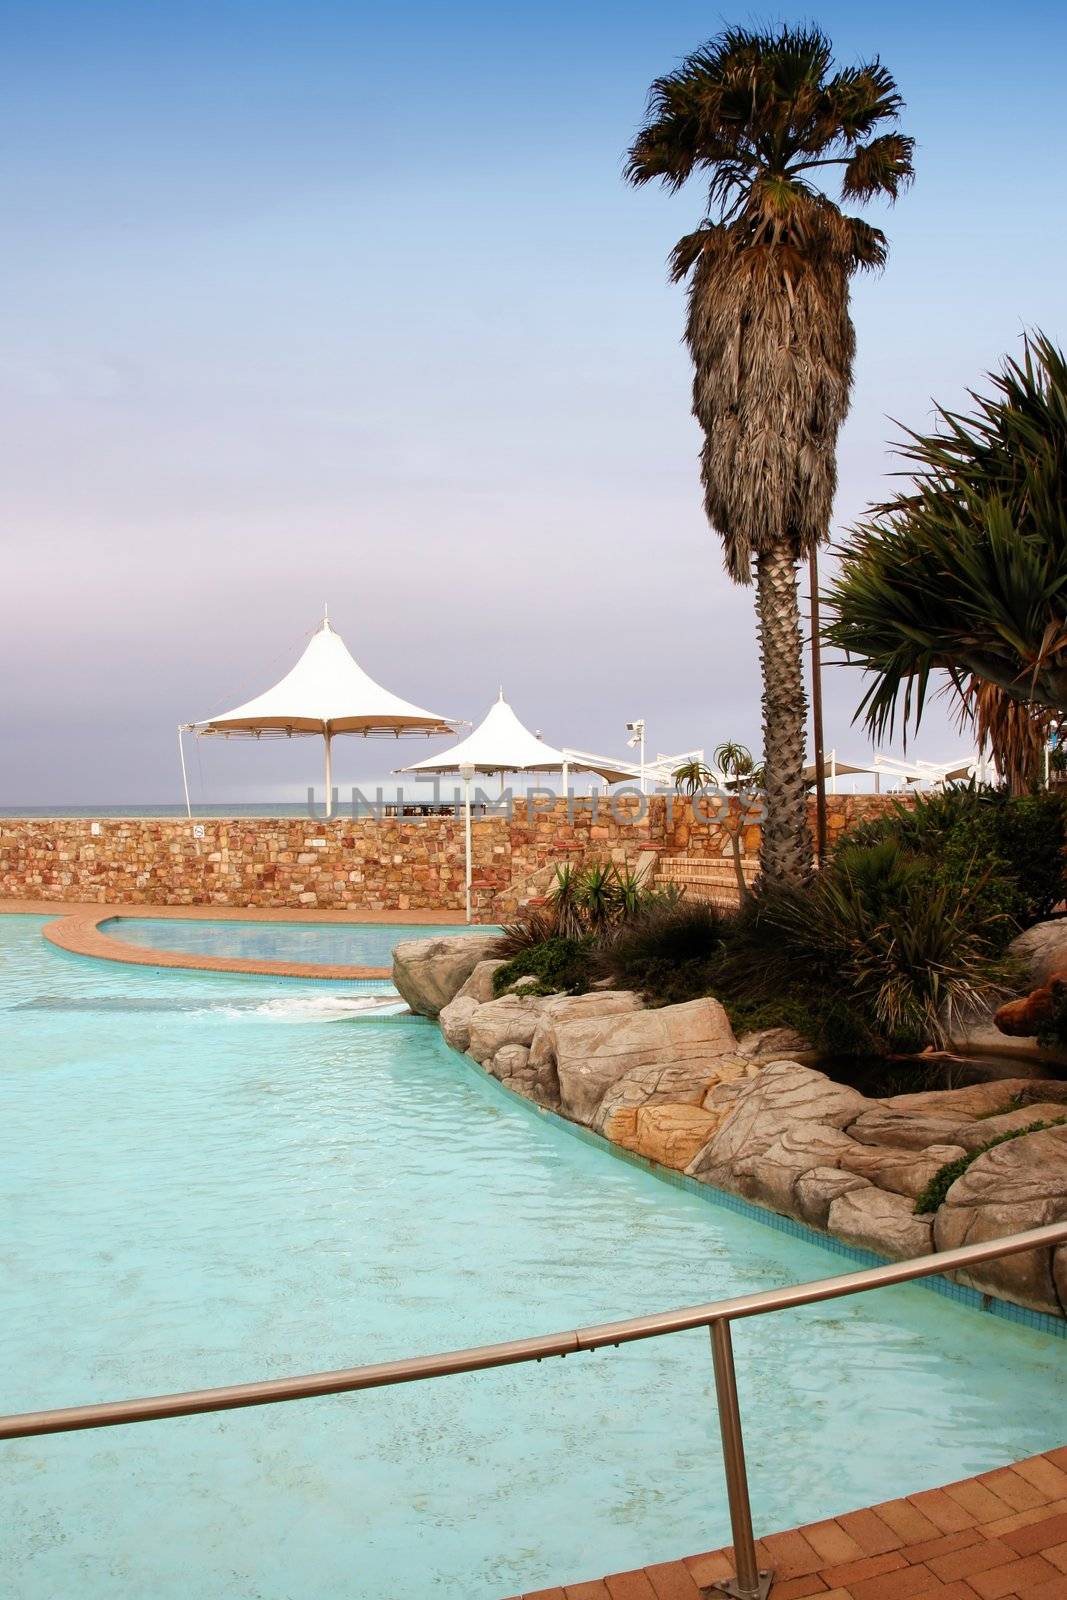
[183,612,458,817]
[402,690,634,786]
[400,690,632,920]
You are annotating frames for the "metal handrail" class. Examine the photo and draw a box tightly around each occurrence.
[3,1222,1065,1600]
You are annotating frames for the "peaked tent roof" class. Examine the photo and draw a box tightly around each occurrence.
[400,690,631,781]
[191,616,457,738]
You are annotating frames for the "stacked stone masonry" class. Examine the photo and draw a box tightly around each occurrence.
[0,795,901,915]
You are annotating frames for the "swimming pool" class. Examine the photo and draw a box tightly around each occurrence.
[99,916,491,967]
[1,914,1064,1599]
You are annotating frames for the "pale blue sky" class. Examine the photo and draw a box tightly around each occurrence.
[2,1,1065,802]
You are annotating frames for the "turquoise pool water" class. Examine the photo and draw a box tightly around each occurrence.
[1,914,1064,1600]
[100,916,490,967]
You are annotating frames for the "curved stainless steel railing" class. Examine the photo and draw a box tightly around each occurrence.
[3,1221,1065,1600]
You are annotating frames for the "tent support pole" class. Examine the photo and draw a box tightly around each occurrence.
[465,776,472,924]
[178,726,192,819]
[324,729,333,819]
[459,767,473,924]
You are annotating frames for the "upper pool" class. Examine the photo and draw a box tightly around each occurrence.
[99,915,491,967]
[1,915,1064,1600]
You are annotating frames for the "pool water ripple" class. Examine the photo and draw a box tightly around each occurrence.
[1,914,1065,1599]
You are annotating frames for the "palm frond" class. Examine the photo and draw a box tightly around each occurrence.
[825,334,1067,741]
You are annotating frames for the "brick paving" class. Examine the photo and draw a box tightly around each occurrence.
[503,1450,1067,1599]
[1,896,462,980]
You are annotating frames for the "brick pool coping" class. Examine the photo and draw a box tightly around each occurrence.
[0,898,468,981]
[508,1447,1067,1598]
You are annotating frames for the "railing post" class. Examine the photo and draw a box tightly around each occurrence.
[708,1319,772,1600]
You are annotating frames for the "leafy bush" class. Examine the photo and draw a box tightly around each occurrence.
[494,810,1033,1055]
[492,936,593,997]
[590,898,729,1006]
[719,840,1010,1051]
[496,905,560,957]
[847,785,1065,936]
[914,1118,1067,1214]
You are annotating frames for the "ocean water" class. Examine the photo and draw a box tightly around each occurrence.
[100,917,491,968]
[1,915,1064,1599]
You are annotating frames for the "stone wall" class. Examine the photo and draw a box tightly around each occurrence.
[0,794,907,915]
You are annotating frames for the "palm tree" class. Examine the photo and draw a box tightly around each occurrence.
[627,25,913,883]
[672,758,715,796]
[825,335,1067,742]
[952,678,1052,796]
[712,740,764,902]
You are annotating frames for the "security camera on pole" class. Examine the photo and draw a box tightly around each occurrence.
[626,719,646,794]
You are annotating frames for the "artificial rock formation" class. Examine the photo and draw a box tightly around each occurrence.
[391,934,500,1016]
[933,1125,1067,1313]
[403,937,1067,1317]
[995,918,1067,1038]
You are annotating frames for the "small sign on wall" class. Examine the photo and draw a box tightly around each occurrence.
[90,822,101,836]
[192,824,205,839]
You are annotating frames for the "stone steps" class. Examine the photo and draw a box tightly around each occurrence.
[656,852,758,908]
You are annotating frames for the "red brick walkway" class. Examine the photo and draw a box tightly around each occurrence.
[506,1449,1067,1599]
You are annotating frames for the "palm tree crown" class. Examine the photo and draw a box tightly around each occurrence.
[627,24,913,580]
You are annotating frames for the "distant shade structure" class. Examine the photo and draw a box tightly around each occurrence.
[182,611,459,816]
[400,690,632,924]
[400,689,632,782]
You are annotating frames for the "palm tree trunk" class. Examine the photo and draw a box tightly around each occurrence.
[755,542,811,883]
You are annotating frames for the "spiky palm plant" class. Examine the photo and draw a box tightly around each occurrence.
[673,758,715,796]
[712,740,763,902]
[628,25,913,883]
[825,335,1067,740]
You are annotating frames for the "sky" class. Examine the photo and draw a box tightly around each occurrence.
[2,0,1065,805]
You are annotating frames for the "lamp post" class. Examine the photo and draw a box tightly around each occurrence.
[459,762,475,924]
[626,719,647,794]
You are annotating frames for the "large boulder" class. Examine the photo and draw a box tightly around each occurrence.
[493,990,644,1107]
[836,1141,968,1200]
[795,1167,872,1230]
[954,1102,1067,1150]
[468,992,554,1066]
[439,995,480,1053]
[933,1124,1067,1314]
[995,920,1067,1038]
[686,1063,870,1188]
[846,1106,973,1151]
[596,1052,758,1145]
[727,1124,859,1217]
[438,959,508,1052]
[455,958,506,1005]
[1009,919,1067,988]
[549,997,738,1128]
[884,1079,1065,1118]
[826,1186,934,1260]
[391,934,501,1017]
[626,1104,724,1170]
[484,1043,548,1098]
[736,1025,814,1060]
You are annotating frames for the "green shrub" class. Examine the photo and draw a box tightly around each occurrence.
[717,840,1010,1052]
[492,936,593,997]
[914,1117,1067,1214]
[847,785,1066,939]
[496,905,560,957]
[590,898,728,1005]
